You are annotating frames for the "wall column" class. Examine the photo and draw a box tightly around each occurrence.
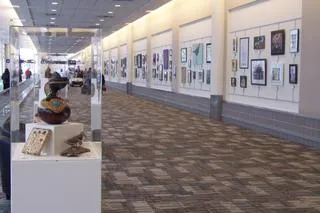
[126,24,133,94]
[210,0,226,121]
[171,2,180,93]
[299,0,320,118]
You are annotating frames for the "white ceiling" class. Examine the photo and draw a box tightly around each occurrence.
[9,0,172,54]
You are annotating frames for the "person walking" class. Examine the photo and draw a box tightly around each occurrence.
[1,68,10,90]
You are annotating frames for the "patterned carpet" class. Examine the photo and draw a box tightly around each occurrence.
[1,87,320,212]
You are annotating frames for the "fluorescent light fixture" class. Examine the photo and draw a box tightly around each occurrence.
[12,5,20,8]
[108,11,113,14]
[114,4,121,7]
[100,19,104,22]
[50,17,56,20]
[95,23,100,26]
[52,2,59,5]
[51,9,57,12]
[146,10,152,13]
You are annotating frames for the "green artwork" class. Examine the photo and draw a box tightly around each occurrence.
[192,43,203,66]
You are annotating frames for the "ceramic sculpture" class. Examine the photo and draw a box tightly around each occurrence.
[38,72,71,124]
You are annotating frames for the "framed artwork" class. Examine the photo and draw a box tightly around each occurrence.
[169,71,172,82]
[142,55,146,65]
[232,37,238,53]
[193,71,196,80]
[289,64,298,84]
[152,68,156,79]
[181,48,187,63]
[271,30,285,55]
[181,67,186,83]
[137,54,142,68]
[254,36,265,50]
[240,76,247,88]
[239,37,249,69]
[169,61,172,70]
[198,70,204,83]
[206,43,212,63]
[164,71,168,81]
[251,59,267,86]
[188,59,192,68]
[163,49,169,69]
[135,68,138,78]
[232,59,237,72]
[159,65,163,81]
[187,70,192,83]
[156,53,159,62]
[290,29,299,53]
[270,63,284,86]
[152,53,156,66]
[231,77,237,87]
[192,43,204,66]
[134,55,137,65]
[206,70,211,85]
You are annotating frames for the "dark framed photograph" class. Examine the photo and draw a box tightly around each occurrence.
[152,53,156,66]
[206,70,211,85]
[181,48,187,63]
[254,36,265,50]
[232,37,238,53]
[193,71,196,80]
[198,70,204,83]
[137,54,142,68]
[239,37,249,69]
[206,43,212,63]
[231,77,237,87]
[290,29,299,53]
[289,64,298,84]
[271,30,285,55]
[240,76,247,88]
[163,49,169,69]
[251,59,267,85]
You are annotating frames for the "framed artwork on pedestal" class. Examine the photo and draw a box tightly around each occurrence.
[251,59,267,86]
[240,76,247,88]
[192,43,203,66]
[206,70,211,85]
[290,29,299,53]
[231,77,237,87]
[270,63,284,86]
[289,64,298,84]
[271,30,285,55]
[239,37,249,69]
[181,48,187,63]
[254,36,265,50]
[181,67,186,83]
[206,43,212,63]
[232,59,237,72]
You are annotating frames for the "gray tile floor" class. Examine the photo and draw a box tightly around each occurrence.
[1,87,320,213]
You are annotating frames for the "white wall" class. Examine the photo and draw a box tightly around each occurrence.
[179,17,212,98]
[226,0,302,113]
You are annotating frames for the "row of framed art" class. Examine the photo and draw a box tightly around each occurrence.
[231,59,298,87]
[181,43,212,66]
[233,28,299,69]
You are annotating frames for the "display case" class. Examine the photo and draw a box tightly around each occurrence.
[9,26,102,213]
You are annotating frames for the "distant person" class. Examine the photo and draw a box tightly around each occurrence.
[25,68,32,79]
[1,68,10,90]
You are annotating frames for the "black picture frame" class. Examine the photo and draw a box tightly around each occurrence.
[251,59,267,86]
[240,76,247,88]
[271,30,286,55]
[181,48,187,63]
[137,54,142,68]
[289,64,298,84]
[231,77,237,87]
[206,70,211,85]
[206,43,212,63]
[239,37,249,69]
[254,35,265,50]
[290,29,299,53]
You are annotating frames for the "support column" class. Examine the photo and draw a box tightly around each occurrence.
[126,24,133,95]
[210,0,226,121]
[146,14,152,89]
[171,9,180,93]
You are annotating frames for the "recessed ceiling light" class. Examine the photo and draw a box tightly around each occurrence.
[52,2,58,5]
[114,4,121,7]
[12,5,20,8]
[95,23,100,26]
[50,17,56,20]
[108,11,113,14]
[51,9,57,12]
[100,19,104,22]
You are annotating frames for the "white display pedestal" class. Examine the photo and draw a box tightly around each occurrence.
[11,142,101,213]
[25,122,83,156]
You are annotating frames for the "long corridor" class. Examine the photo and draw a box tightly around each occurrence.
[69,88,320,213]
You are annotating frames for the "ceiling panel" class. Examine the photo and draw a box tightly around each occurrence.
[10,0,172,53]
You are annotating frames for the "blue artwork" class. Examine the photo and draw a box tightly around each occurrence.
[192,43,203,66]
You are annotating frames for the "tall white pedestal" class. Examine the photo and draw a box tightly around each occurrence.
[11,142,101,213]
[25,122,83,156]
